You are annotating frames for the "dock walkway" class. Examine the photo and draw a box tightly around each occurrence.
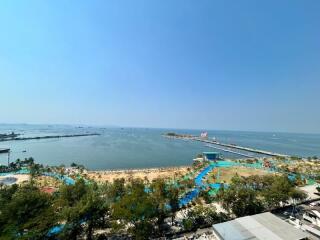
[166,135,289,158]
[204,144,255,158]
[197,138,289,158]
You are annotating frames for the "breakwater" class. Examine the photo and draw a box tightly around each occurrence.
[204,144,255,158]
[0,133,20,140]
[198,138,289,158]
[0,133,100,142]
[164,134,290,158]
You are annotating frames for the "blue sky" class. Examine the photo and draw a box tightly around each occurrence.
[0,1,319,133]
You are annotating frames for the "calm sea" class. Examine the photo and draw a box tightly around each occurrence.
[0,124,319,170]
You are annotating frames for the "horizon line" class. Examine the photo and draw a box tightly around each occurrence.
[0,122,319,135]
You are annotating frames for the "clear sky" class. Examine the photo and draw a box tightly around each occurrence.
[0,1,319,133]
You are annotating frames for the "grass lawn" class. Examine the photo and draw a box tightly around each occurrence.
[206,166,272,184]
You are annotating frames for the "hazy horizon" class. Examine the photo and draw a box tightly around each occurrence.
[1,1,319,133]
[1,122,320,135]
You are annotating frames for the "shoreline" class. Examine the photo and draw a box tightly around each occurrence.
[89,164,191,173]
[87,157,252,173]
[87,165,191,183]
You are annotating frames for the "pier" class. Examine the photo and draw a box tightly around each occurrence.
[164,134,290,158]
[204,144,255,158]
[197,138,289,158]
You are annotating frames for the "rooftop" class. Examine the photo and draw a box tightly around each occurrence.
[212,212,309,240]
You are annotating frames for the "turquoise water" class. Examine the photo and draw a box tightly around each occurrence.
[0,124,320,170]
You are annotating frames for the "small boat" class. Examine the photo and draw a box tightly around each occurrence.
[22,150,27,153]
[0,148,10,153]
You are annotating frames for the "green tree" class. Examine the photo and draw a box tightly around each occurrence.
[166,183,180,225]
[30,163,42,184]
[0,184,57,240]
[261,175,294,209]
[150,179,170,236]
[56,179,88,239]
[199,189,215,204]
[56,179,109,240]
[217,176,264,217]
[83,185,110,240]
[112,179,157,239]
[108,178,126,202]
[289,188,307,205]
[182,205,227,231]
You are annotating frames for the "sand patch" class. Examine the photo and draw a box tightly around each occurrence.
[87,166,190,183]
[207,166,272,184]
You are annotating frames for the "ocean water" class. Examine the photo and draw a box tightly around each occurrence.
[0,124,319,170]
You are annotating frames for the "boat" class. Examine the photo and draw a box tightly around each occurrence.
[0,148,10,153]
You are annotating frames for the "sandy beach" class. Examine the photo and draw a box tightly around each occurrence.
[87,166,190,183]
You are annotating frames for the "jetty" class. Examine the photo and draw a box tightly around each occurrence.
[0,148,10,154]
[0,133,100,142]
[164,133,289,158]
[204,144,255,158]
[197,138,289,158]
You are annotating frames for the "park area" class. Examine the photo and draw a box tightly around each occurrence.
[206,165,272,184]
[0,156,319,239]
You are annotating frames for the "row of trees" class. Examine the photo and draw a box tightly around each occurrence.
[1,177,200,240]
[0,157,36,173]
[216,174,307,218]
[182,205,228,231]
[0,170,309,239]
